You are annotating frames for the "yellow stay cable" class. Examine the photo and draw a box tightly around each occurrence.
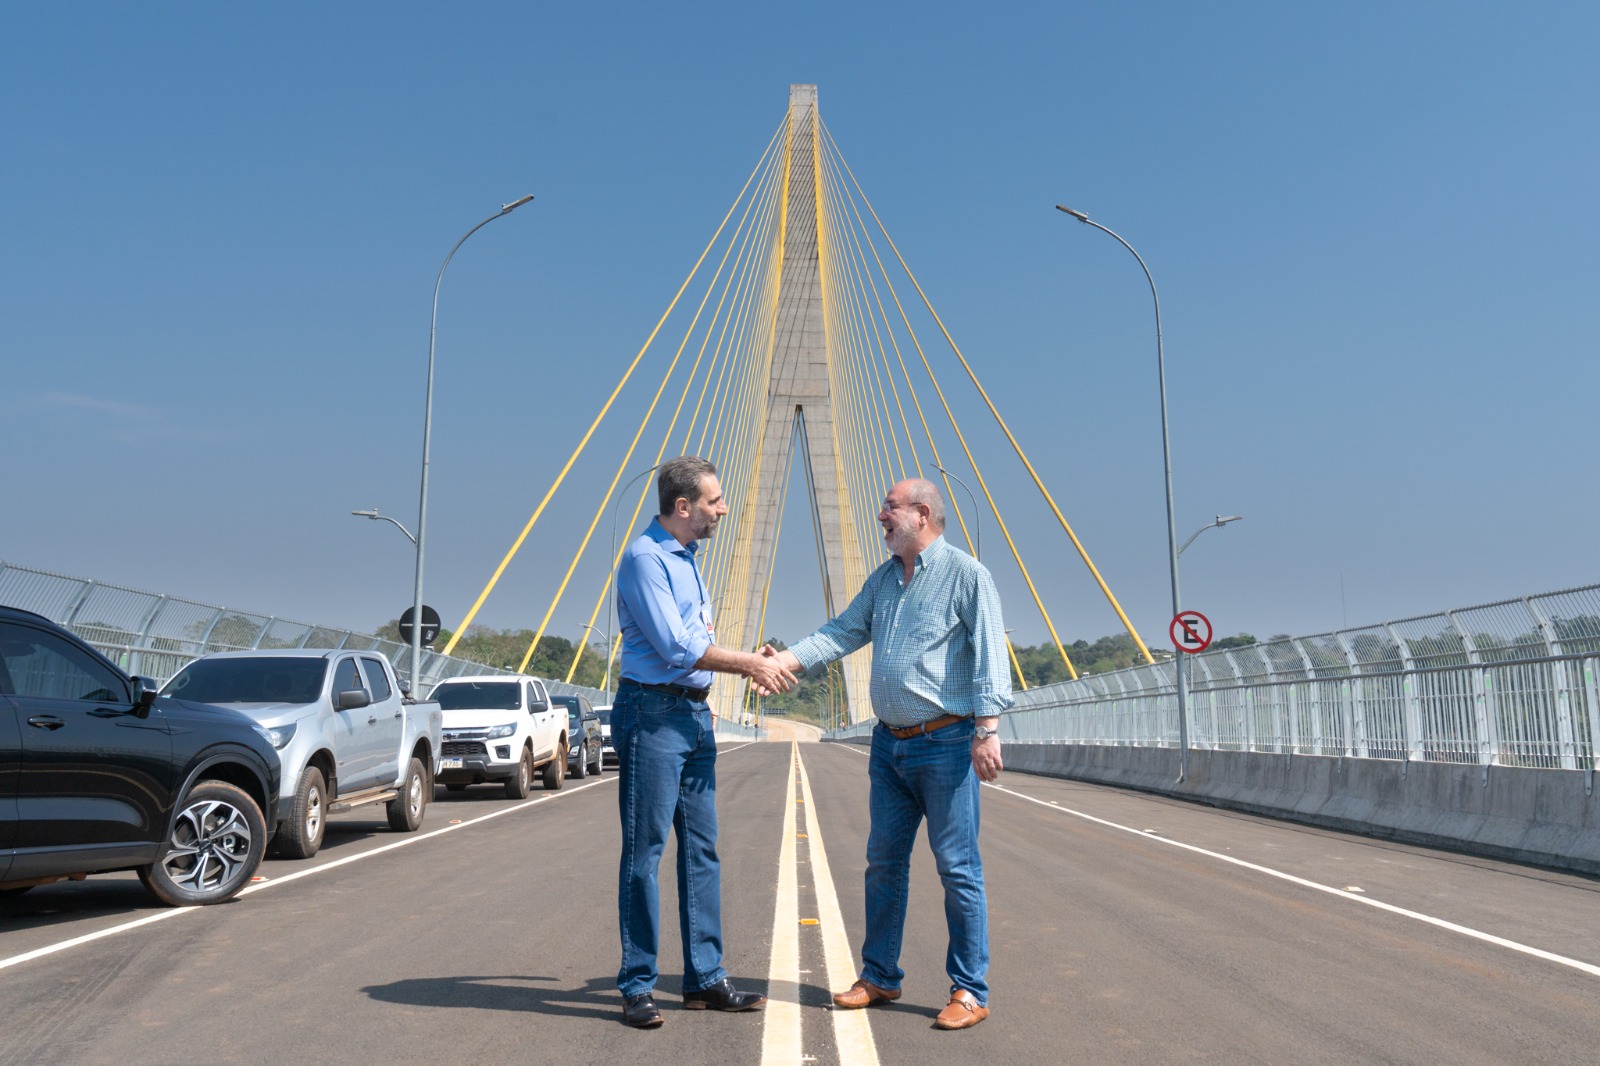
[822,134,1076,680]
[825,164,924,479]
[832,200,905,487]
[821,157,1027,688]
[609,163,787,683]
[563,141,786,681]
[742,450,792,714]
[817,145,976,555]
[684,155,785,619]
[441,119,786,656]
[516,134,788,673]
[825,123,1153,665]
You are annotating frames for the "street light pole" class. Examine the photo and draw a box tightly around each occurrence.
[411,194,535,694]
[1056,204,1189,781]
[578,622,611,694]
[592,464,661,701]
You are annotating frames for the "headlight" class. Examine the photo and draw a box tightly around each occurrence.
[256,722,297,750]
[484,723,517,739]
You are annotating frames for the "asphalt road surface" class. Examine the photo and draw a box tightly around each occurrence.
[4,740,1600,1065]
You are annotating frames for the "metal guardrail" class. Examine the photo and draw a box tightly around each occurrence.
[829,583,1600,775]
[0,561,767,739]
[0,561,611,706]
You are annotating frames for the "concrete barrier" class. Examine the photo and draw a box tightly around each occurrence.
[832,735,1600,875]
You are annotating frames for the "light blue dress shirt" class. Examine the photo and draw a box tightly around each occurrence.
[616,518,714,690]
[787,535,1013,727]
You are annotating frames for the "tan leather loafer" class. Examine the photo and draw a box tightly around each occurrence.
[832,979,901,1010]
[933,989,989,1030]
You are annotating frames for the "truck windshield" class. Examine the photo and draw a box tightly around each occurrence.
[434,681,522,711]
[163,657,327,704]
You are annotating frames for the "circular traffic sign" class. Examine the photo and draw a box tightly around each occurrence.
[399,605,442,647]
[1169,610,1213,654]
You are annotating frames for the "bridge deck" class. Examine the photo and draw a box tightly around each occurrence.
[3,741,1599,1064]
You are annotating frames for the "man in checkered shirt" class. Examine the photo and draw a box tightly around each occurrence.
[763,476,1012,1030]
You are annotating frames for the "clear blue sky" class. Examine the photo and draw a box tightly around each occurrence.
[3,1,1595,654]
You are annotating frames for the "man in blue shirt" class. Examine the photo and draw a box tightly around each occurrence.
[612,455,797,1029]
[763,477,1012,1030]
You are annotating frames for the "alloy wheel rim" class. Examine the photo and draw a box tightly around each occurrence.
[162,798,253,891]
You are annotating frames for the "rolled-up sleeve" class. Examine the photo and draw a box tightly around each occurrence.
[619,549,711,669]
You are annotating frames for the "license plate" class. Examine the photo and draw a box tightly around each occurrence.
[441,757,463,769]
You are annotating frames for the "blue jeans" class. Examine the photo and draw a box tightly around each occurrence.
[861,717,989,1004]
[613,685,726,998]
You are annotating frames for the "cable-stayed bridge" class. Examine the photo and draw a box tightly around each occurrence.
[4,85,1600,1065]
[429,85,1153,727]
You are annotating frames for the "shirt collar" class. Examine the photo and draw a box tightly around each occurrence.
[645,517,698,556]
[898,534,948,574]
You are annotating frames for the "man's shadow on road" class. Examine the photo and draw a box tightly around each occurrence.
[362,974,820,1022]
[361,974,621,1020]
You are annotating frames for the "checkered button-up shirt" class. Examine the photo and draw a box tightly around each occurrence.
[788,536,1013,727]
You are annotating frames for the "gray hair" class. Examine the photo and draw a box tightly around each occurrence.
[658,455,718,515]
[904,477,946,530]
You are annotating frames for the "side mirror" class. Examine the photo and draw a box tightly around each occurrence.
[399,678,413,698]
[336,688,372,711]
[131,677,159,718]
[528,699,549,714]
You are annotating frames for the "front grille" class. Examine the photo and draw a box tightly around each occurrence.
[443,741,487,757]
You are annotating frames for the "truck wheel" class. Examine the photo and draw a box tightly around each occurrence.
[504,747,533,799]
[571,743,588,780]
[274,766,326,859]
[138,781,266,906]
[542,741,567,791]
[387,757,429,832]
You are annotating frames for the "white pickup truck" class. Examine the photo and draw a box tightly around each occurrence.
[160,649,443,858]
[431,675,567,797]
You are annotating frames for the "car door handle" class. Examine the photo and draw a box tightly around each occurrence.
[27,715,65,730]
[368,715,378,724]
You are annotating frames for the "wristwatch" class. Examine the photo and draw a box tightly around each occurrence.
[972,724,998,741]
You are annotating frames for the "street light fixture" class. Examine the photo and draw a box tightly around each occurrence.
[1179,515,1243,557]
[410,194,535,693]
[351,508,417,545]
[1056,203,1190,781]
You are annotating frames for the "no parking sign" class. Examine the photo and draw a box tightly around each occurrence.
[1169,610,1213,654]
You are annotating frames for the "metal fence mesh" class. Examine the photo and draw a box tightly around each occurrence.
[832,582,1600,771]
[0,561,773,741]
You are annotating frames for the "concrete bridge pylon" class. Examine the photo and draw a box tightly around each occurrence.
[711,84,875,725]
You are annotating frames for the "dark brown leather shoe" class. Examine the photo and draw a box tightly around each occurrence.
[933,989,988,1030]
[832,979,901,1010]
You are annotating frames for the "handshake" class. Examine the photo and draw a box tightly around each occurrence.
[745,643,802,697]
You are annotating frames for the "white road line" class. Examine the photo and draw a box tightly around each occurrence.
[832,742,1600,980]
[761,743,803,1066]
[797,747,879,1066]
[0,776,616,973]
[988,780,1600,981]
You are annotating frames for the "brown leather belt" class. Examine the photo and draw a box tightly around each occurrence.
[881,713,967,740]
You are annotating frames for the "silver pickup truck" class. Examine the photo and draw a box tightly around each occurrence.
[160,649,443,859]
